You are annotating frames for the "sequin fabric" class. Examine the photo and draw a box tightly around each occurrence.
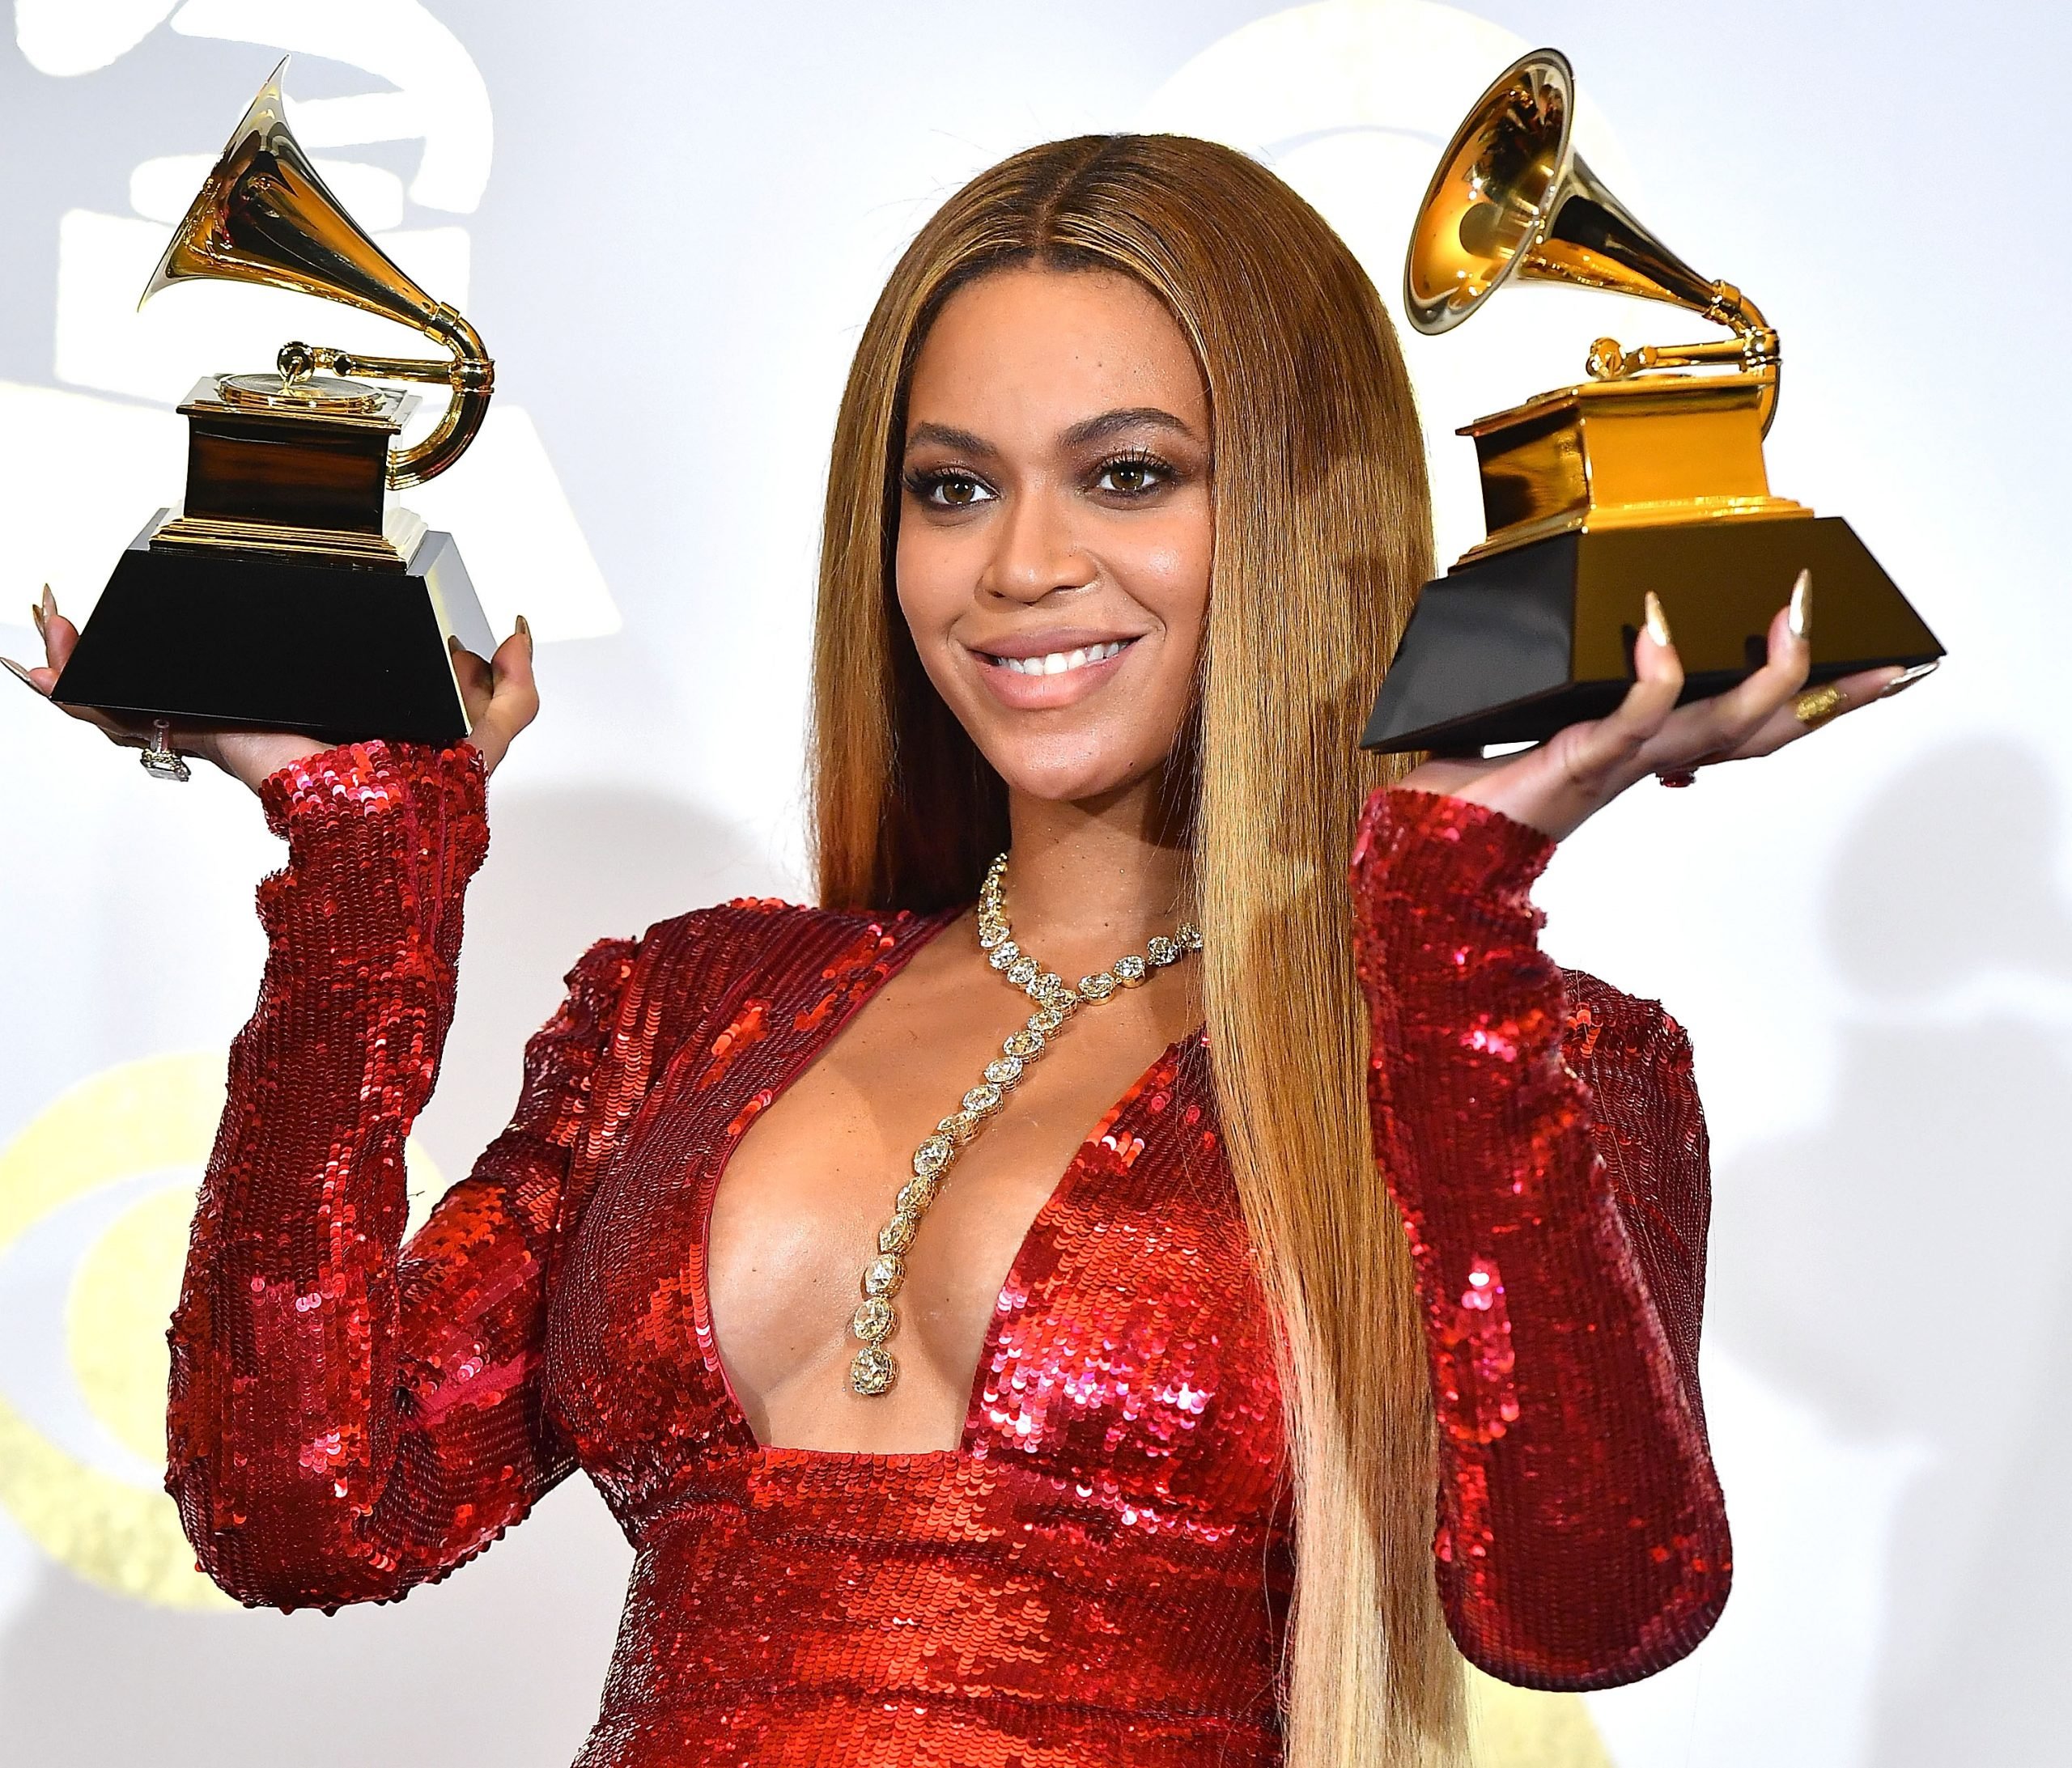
[166,744,1727,1763]
[1351,788,1729,1690]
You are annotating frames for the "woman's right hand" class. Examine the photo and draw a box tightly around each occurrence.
[6,587,538,794]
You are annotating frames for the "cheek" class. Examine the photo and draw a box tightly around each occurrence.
[894,519,969,664]
[1127,511,1212,681]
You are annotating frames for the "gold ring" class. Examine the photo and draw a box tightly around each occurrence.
[1792,684,1847,729]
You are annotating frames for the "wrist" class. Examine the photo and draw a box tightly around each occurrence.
[202,730,331,795]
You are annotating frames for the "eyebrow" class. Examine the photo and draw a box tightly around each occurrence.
[902,406,1200,460]
[1060,406,1199,449]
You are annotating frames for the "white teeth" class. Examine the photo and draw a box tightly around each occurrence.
[994,640,1127,676]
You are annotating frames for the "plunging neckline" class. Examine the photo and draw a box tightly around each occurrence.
[689,905,1200,1464]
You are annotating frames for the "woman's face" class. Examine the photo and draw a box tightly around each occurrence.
[895,266,1212,806]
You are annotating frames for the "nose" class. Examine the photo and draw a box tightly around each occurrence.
[978,482,1096,605]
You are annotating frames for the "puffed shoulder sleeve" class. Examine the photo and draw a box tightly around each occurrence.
[1350,785,1730,1690]
[164,740,643,1609]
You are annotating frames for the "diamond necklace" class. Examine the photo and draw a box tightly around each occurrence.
[845,853,1201,1397]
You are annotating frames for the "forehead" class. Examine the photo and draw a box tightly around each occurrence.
[906,265,1205,432]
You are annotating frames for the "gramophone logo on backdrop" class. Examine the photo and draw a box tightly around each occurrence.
[4,0,618,640]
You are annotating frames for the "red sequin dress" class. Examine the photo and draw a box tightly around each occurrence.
[166,740,1729,1766]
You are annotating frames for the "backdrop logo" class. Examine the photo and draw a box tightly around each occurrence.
[0,1052,442,1609]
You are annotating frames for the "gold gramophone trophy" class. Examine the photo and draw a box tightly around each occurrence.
[52,62,496,745]
[1362,49,1942,753]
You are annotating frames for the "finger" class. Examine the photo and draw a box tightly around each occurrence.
[3,655,49,697]
[42,608,79,674]
[1639,581,1813,770]
[31,593,111,726]
[1552,590,1685,791]
[1713,664,1902,761]
[449,637,495,726]
[489,617,538,725]
[6,629,138,738]
[461,619,538,775]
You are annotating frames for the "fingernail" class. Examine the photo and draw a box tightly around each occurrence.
[29,598,46,639]
[39,585,56,628]
[448,633,465,655]
[1644,591,1672,647]
[2,655,40,693]
[1879,659,1939,700]
[1789,568,1812,642]
[515,613,533,655]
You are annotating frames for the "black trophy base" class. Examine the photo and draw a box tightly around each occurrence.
[1361,515,1944,755]
[52,516,495,748]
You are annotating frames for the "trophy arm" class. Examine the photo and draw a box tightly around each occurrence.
[278,306,495,488]
[386,304,494,489]
[1585,286,1782,436]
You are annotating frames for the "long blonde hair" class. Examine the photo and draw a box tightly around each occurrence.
[809,134,1461,1764]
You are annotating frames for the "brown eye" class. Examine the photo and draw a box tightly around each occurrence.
[906,469,996,510]
[1093,453,1170,496]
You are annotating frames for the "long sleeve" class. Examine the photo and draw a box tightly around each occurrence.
[1350,786,1730,1690]
[163,740,638,1611]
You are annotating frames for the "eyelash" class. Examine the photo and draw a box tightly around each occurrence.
[901,449,1178,508]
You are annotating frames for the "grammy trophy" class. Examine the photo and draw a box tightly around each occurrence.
[1362,49,1943,754]
[52,61,497,747]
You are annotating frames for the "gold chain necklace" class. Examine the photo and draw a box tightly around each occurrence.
[846,853,1201,1397]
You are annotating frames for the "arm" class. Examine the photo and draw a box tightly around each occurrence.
[163,740,638,1611]
[1351,785,1730,1690]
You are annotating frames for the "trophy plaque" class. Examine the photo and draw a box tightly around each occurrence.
[1362,49,1942,755]
[52,62,496,747]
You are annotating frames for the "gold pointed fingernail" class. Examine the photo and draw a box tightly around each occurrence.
[39,584,56,625]
[3,655,40,692]
[1880,659,1939,700]
[1789,568,1812,642]
[515,613,533,655]
[1643,591,1672,647]
[29,599,47,639]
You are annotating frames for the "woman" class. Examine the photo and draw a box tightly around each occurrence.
[12,135,1916,1766]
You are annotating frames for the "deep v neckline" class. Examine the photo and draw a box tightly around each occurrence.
[690,906,1199,1463]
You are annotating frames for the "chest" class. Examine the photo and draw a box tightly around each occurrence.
[707,955,1205,1451]
[540,909,1289,1533]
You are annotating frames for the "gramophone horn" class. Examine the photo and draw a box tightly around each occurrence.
[1403,49,1779,428]
[140,59,492,487]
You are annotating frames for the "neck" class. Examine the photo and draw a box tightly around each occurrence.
[996,771,1192,975]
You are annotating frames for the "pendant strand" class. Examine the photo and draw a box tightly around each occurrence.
[847,855,1201,1397]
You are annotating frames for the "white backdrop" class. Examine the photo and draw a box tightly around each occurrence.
[1,3,2066,1763]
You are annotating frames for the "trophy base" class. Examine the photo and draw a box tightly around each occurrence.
[1361,515,1943,755]
[50,515,494,748]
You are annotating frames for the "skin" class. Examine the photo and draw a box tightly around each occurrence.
[11,264,1909,1456]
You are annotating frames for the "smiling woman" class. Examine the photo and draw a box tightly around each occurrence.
[13,129,1889,1768]
[894,269,1213,795]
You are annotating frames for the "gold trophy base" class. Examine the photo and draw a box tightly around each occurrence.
[1459,371,1802,562]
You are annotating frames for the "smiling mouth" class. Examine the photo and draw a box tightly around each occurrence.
[982,639,1132,676]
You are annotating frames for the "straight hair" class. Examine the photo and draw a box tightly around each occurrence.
[809,134,1462,1765]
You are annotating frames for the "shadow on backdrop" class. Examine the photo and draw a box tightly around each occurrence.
[1710,737,2072,1764]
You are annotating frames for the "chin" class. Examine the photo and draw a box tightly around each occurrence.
[982,734,1162,807]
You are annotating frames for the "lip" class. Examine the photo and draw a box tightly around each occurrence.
[960,630,1142,711]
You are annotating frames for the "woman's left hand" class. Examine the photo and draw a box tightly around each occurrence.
[1399,570,1932,842]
